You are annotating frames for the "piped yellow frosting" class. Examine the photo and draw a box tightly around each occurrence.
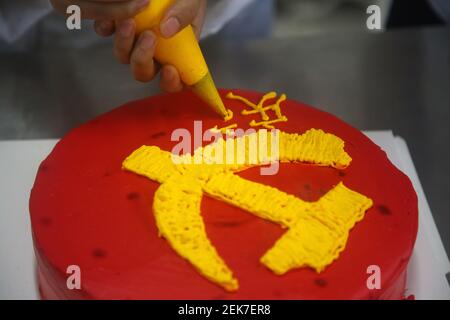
[226,91,288,129]
[153,173,238,291]
[123,124,372,291]
[210,124,238,134]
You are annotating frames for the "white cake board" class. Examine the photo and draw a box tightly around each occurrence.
[0,131,449,300]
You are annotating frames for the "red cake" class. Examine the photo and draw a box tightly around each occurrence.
[29,89,418,299]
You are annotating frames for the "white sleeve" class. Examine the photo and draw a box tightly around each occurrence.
[201,0,256,39]
[0,0,52,43]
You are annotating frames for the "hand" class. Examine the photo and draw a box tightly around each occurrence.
[94,0,207,93]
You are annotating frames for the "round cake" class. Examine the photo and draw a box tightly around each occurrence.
[29,89,418,299]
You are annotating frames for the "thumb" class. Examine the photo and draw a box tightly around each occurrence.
[160,0,202,38]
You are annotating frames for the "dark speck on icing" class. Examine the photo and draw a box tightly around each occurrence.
[314,278,328,287]
[92,248,107,258]
[40,217,52,226]
[127,192,140,200]
[377,205,392,215]
[150,131,166,139]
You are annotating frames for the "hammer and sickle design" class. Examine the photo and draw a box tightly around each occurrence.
[123,127,373,291]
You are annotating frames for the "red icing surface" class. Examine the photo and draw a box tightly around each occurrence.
[29,90,418,299]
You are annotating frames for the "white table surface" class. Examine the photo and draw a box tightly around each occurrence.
[0,132,449,300]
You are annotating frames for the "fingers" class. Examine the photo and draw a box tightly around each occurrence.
[114,24,159,83]
[160,0,203,38]
[130,31,158,82]
[94,20,115,37]
[51,0,149,21]
[114,19,136,64]
[160,65,184,93]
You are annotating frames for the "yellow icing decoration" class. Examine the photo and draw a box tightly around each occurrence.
[224,109,234,122]
[122,146,177,184]
[210,124,238,134]
[249,117,288,129]
[260,182,373,274]
[154,174,238,291]
[226,92,288,129]
[123,125,372,291]
[204,176,372,274]
[279,129,352,169]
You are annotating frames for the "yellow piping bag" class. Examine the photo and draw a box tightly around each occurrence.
[134,0,229,118]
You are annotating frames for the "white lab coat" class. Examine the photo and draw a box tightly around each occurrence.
[0,0,256,48]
